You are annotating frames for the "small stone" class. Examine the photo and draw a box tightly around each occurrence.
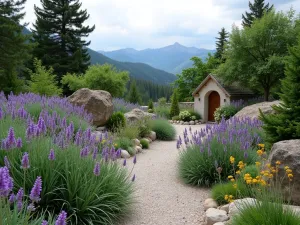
[133,139,140,146]
[121,150,130,159]
[189,121,195,125]
[219,204,229,213]
[204,198,218,211]
[135,146,143,153]
[148,131,156,141]
[195,120,199,123]
[229,198,257,217]
[180,121,184,125]
[96,126,106,132]
[184,122,189,125]
[213,222,225,225]
[205,208,229,225]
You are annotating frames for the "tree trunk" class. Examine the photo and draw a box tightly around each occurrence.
[264,87,270,101]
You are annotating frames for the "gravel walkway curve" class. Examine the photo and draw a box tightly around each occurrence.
[120,124,209,225]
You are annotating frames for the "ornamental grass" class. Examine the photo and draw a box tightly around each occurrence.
[0,92,135,224]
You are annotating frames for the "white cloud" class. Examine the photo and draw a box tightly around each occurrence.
[23,0,300,51]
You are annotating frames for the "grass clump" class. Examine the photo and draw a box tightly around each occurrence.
[115,137,134,151]
[106,111,126,132]
[150,119,176,140]
[140,139,149,149]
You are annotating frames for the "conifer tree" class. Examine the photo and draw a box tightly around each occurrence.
[242,0,273,27]
[170,90,180,117]
[0,0,31,94]
[127,80,142,104]
[215,28,229,62]
[260,36,300,144]
[148,99,154,112]
[32,0,95,82]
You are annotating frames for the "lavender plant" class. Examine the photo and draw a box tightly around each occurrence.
[113,98,141,113]
[0,92,135,224]
[177,117,263,186]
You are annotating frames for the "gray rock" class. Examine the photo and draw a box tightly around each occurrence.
[205,208,229,225]
[135,146,143,153]
[268,139,300,205]
[219,204,230,213]
[204,198,218,211]
[228,198,257,217]
[133,139,140,146]
[96,126,106,132]
[68,88,113,126]
[235,100,281,119]
[121,150,130,159]
[189,121,195,125]
[213,223,225,225]
[183,122,189,125]
[125,108,155,123]
[148,131,157,141]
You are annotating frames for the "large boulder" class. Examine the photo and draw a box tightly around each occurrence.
[124,108,155,123]
[235,100,281,119]
[268,139,300,205]
[68,88,113,126]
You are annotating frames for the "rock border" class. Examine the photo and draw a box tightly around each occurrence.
[169,120,202,125]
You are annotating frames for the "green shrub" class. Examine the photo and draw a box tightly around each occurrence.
[179,110,192,121]
[118,123,140,139]
[106,112,126,132]
[28,58,62,96]
[140,139,149,149]
[148,109,154,113]
[137,118,151,138]
[115,137,134,151]
[148,99,154,110]
[150,119,176,140]
[214,105,238,122]
[155,106,171,119]
[170,90,180,117]
[127,147,136,156]
[172,115,180,121]
[187,109,201,120]
[212,181,251,205]
[158,97,167,106]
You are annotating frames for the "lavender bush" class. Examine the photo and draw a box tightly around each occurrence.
[177,117,263,186]
[113,98,141,113]
[0,91,134,224]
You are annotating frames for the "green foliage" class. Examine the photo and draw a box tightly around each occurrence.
[172,115,180,121]
[187,109,201,120]
[32,0,95,83]
[214,105,238,123]
[150,120,176,141]
[140,139,149,149]
[148,99,154,112]
[0,0,32,94]
[170,90,180,117]
[115,137,134,151]
[218,10,299,101]
[155,106,171,119]
[179,111,192,122]
[212,181,251,205]
[106,112,126,132]
[28,58,62,96]
[118,123,140,140]
[127,80,142,104]
[260,34,300,144]
[158,97,167,106]
[174,54,219,101]
[137,118,152,138]
[242,0,273,27]
[215,27,229,62]
[62,64,130,97]
[147,109,154,113]
[230,200,300,225]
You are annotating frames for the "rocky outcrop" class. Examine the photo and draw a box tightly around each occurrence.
[68,88,113,126]
[235,100,281,119]
[124,108,155,123]
[205,208,229,225]
[268,139,300,205]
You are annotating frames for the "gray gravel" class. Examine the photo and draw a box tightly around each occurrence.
[120,124,209,225]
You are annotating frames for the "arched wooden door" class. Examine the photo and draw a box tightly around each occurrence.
[208,91,220,121]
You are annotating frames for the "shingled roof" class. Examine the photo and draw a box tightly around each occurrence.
[192,74,254,97]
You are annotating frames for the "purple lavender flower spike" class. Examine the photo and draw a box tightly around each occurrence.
[93,162,100,176]
[92,147,98,160]
[133,155,137,164]
[132,174,136,182]
[48,149,55,161]
[21,152,30,169]
[123,159,127,166]
[9,193,15,204]
[27,203,36,212]
[42,220,48,225]
[16,138,22,148]
[1,139,7,150]
[30,176,42,203]
[0,166,13,197]
[55,210,67,225]
[0,107,3,119]
[7,127,16,148]
[17,200,23,211]
[80,146,89,158]
[4,156,10,168]
[16,188,24,202]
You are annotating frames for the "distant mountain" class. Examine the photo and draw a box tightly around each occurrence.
[22,27,176,85]
[99,42,215,74]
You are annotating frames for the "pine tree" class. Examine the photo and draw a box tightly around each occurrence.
[260,35,300,144]
[242,0,273,27]
[170,90,180,117]
[0,0,31,94]
[127,80,142,104]
[32,0,95,82]
[215,28,229,62]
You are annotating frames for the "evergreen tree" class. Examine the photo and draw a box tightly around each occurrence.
[215,27,229,62]
[170,90,180,117]
[148,99,154,112]
[0,0,31,94]
[32,0,95,82]
[260,35,300,144]
[127,80,142,104]
[242,0,273,27]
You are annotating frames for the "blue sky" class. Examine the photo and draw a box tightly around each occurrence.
[24,0,300,51]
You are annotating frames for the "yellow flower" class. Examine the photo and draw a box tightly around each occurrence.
[224,195,229,201]
[267,164,271,168]
[286,169,293,174]
[255,162,261,167]
[252,179,258,184]
[228,175,234,179]
[230,178,235,182]
[114,143,118,147]
[257,150,263,156]
[288,174,293,179]
[236,170,241,175]
[246,179,252,185]
[276,161,281,165]
[284,166,290,170]
[230,156,235,164]
[233,184,237,189]
[258,144,265,148]
[260,180,267,186]
[268,174,273,179]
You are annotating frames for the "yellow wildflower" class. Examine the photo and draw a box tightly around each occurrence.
[286,169,293,174]
[230,178,235,182]
[228,175,234,179]
[258,144,265,148]
[252,179,258,184]
[236,170,241,175]
[284,166,290,170]
[288,174,293,179]
[233,183,237,189]
[257,150,263,156]
[230,156,235,164]
[255,162,261,167]
[276,161,281,165]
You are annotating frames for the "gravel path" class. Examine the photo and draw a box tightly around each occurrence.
[120,124,209,225]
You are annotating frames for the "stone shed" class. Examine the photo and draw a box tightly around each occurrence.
[192,74,254,122]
